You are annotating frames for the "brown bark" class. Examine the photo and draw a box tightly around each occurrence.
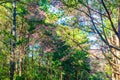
[112,6,120,80]
[112,36,120,80]
[19,58,22,76]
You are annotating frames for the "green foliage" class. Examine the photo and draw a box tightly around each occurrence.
[17,3,28,15]
[56,26,89,48]
[39,0,50,11]
[0,0,115,80]
[45,13,59,24]
[16,37,26,45]
[52,39,90,80]
[104,64,112,77]
[62,0,79,7]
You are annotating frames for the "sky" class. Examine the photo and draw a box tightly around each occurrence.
[49,5,100,50]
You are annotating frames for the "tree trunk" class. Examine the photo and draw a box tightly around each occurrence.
[60,72,63,80]
[60,66,63,80]
[10,0,17,80]
[112,37,120,80]
[19,48,22,76]
[112,6,120,80]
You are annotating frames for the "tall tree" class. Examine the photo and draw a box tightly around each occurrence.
[10,0,17,80]
[61,0,120,79]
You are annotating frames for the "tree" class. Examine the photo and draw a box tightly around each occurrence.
[61,0,120,79]
[0,0,114,79]
[10,0,17,80]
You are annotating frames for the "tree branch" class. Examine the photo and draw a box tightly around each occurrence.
[101,0,119,39]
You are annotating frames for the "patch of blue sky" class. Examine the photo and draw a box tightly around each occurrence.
[90,44,100,49]
[28,52,33,57]
[88,35,97,41]
[56,16,74,25]
[48,5,75,26]
[28,52,39,57]
[29,45,32,50]
[29,43,41,57]
[88,33,101,49]
[48,4,100,49]
[92,14,101,24]
[79,21,89,26]
[48,5,64,15]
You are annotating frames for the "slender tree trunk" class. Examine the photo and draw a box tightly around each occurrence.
[112,6,120,80]
[19,47,22,76]
[60,72,63,80]
[60,66,63,80]
[112,36,120,80]
[19,57,22,76]
[10,0,17,80]
[19,16,24,77]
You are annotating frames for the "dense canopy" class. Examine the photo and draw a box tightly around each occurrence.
[0,0,120,80]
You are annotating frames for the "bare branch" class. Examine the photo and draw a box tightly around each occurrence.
[101,0,119,39]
